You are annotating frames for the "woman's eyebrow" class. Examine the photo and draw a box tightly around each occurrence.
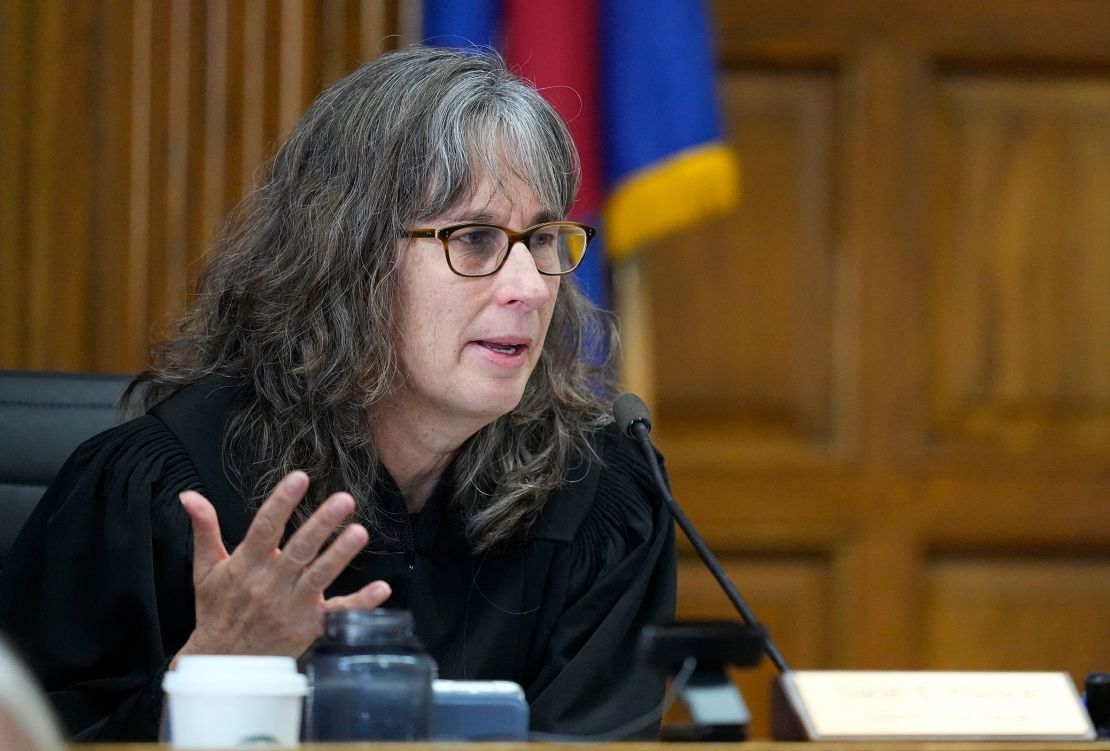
[445,210,497,224]
[442,210,562,227]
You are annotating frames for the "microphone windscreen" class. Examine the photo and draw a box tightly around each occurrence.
[612,393,652,436]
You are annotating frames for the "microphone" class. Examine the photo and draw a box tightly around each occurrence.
[613,393,791,673]
[613,392,652,439]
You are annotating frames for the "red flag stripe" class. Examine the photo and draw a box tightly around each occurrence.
[504,0,603,218]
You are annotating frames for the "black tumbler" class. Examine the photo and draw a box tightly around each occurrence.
[302,609,437,741]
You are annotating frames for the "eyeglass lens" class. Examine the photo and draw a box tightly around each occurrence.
[446,224,587,276]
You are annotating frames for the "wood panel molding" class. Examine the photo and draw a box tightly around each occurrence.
[924,554,1110,681]
[713,0,1110,64]
[928,76,1110,457]
[646,70,856,471]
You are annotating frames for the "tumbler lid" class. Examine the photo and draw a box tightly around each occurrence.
[324,608,417,646]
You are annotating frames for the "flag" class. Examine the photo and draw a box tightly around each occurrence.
[423,0,740,310]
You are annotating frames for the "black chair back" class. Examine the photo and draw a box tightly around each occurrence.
[0,370,131,568]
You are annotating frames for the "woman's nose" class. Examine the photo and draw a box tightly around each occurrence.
[495,241,553,309]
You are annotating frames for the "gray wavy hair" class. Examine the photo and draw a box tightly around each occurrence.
[127,45,616,550]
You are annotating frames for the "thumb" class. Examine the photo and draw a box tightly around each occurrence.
[180,490,229,580]
[324,580,392,613]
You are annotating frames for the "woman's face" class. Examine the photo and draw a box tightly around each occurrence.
[391,171,561,436]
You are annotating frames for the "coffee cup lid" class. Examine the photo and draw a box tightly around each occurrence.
[163,655,307,696]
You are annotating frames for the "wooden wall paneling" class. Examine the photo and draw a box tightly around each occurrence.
[923,554,1110,682]
[263,3,284,148]
[650,74,831,430]
[164,0,197,348]
[320,0,403,99]
[685,1,1110,718]
[840,46,932,466]
[0,0,32,366]
[279,0,310,135]
[27,1,101,371]
[321,0,356,86]
[646,69,850,469]
[914,33,1110,680]
[220,0,248,217]
[0,0,402,373]
[360,0,397,62]
[837,47,933,669]
[185,3,210,326]
[920,476,1110,548]
[90,0,136,373]
[928,75,1110,458]
[144,0,174,356]
[200,0,230,261]
[239,0,266,197]
[713,0,1110,64]
[667,471,867,553]
[124,0,154,372]
[837,520,926,669]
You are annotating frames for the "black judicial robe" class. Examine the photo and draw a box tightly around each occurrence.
[0,378,676,741]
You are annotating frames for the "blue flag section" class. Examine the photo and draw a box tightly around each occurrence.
[599,0,739,261]
[422,0,740,311]
[422,0,500,49]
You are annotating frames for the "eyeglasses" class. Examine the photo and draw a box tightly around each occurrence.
[401,221,597,277]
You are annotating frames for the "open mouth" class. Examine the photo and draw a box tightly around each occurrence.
[479,341,523,355]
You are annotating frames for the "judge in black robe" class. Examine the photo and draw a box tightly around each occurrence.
[0,45,680,741]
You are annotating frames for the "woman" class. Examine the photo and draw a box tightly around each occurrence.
[0,46,675,740]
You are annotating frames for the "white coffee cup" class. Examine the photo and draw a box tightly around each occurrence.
[162,655,307,748]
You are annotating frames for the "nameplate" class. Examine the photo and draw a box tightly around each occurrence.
[772,670,1095,740]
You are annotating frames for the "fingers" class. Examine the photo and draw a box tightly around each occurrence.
[324,580,392,612]
[225,471,372,604]
[236,471,310,564]
[295,521,369,593]
[278,493,356,573]
[180,491,228,581]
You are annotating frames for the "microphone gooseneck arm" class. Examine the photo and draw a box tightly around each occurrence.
[618,396,791,673]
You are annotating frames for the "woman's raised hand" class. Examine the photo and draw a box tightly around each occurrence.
[174,471,391,661]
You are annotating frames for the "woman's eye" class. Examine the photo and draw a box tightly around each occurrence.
[454,229,500,252]
[532,230,557,248]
